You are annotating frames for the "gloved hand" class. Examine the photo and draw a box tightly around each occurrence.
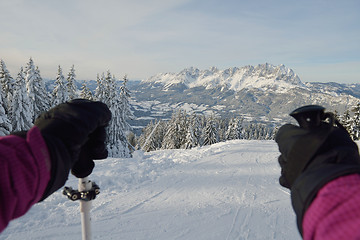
[275,122,360,234]
[34,99,111,200]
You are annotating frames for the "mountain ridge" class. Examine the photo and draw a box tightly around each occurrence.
[142,63,306,93]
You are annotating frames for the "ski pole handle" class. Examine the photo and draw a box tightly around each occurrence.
[290,105,325,129]
[289,105,345,132]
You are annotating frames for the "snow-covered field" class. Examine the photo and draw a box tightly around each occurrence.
[1,140,301,240]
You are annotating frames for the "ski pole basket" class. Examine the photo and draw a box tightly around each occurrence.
[63,182,100,201]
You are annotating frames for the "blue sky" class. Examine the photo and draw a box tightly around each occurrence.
[0,0,359,83]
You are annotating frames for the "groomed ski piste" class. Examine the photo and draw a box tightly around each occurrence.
[2,140,302,240]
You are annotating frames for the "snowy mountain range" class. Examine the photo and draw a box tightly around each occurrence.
[128,63,360,130]
[142,63,305,93]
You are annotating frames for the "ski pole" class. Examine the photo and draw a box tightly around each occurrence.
[79,177,92,240]
[63,177,100,240]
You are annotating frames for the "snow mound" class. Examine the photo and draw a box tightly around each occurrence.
[2,140,301,240]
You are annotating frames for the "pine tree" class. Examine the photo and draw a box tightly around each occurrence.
[119,75,135,133]
[271,126,279,140]
[79,82,93,100]
[24,58,36,121]
[11,68,33,131]
[138,120,165,152]
[192,113,203,146]
[66,65,77,100]
[217,118,228,142]
[0,62,12,135]
[103,71,113,105]
[162,120,178,149]
[202,115,219,145]
[351,103,360,140]
[242,124,250,140]
[235,117,243,139]
[106,77,132,157]
[183,113,202,148]
[0,97,11,136]
[162,110,187,149]
[0,59,14,114]
[340,109,352,134]
[183,125,197,149]
[226,117,243,140]
[137,121,155,151]
[94,73,106,102]
[52,65,68,106]
[32,66,50,119]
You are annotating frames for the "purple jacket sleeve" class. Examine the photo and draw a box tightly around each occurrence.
[0,127,51,232]
[302,174,360,240]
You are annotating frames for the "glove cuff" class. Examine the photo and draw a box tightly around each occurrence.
[291,162,360,235]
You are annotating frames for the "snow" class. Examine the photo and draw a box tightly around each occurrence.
[1,140,301,240]
[142,64,306,94]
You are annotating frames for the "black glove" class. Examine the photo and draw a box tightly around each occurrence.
[275,122,360,234]
[34,99,111,200]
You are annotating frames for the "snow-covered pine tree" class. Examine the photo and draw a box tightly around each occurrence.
[225,118,235,140]
[271,126,279,140]
[258,124,264,139]
[192,113,203,146]
[0,59,14,114]
[0,97,11,136]
[137,121,155,151]
[351,103,360,140]
[0,63,12,135]
[66,65,77,100]
[24,58,36,121]
[178,110,188,147]
[11,68,33,131]
[225,117,243,140]
[264,125,274,140]
[161,119,177,149]
[235,117,243,139]
[32,66,50,119]
[94,73,106,103]
[162,110,187,149]
[106,74,132,157]
[119,75,135,133]
[241,124,250,140]
[217,118,228,142]
[79,82,93,100]
[202,115,219,146]
[52,65,68,106]
[103,71,113,105]
[183,125,197,149]
[340,109,352,135]
[183,113,203,148]
[137,120,167,151]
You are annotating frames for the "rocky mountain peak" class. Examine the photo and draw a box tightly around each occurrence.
[142,63,306,93]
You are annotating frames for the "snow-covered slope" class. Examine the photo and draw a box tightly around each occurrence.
[143,63,305,93]
[2,140,301,240]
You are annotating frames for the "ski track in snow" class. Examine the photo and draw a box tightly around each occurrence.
[1,140,301,240]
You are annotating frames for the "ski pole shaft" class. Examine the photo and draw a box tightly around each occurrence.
[79,177,92,240]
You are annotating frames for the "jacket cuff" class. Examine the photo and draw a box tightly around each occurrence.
[26,127,52,202]
[291,163,360,235]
